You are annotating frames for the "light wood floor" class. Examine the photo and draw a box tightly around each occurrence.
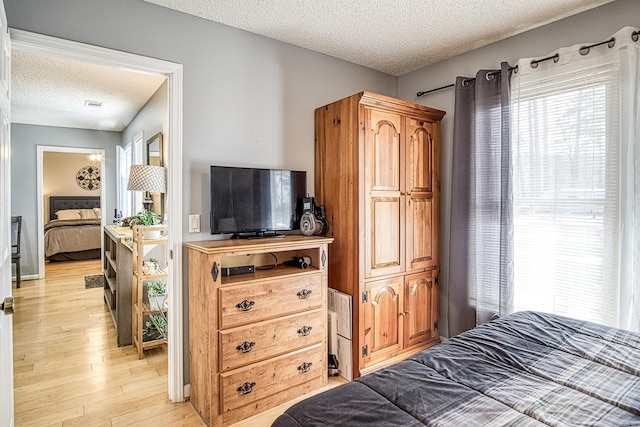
[13,259,345,426]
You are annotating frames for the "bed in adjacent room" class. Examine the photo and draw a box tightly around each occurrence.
[273,311,640,426]
[44,196,102,261]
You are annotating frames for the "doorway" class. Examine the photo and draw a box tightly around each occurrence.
[10,29,185,402]
[36,147,106,277]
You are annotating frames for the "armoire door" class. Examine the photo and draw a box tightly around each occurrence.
[403,269,438,348]
[405,117,438,271]
[362,276,403,366]
[364,107,405,279]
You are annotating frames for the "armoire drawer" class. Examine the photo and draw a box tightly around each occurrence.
[219,273,322,328]
[219,309,324,372]
[220,344,324,413]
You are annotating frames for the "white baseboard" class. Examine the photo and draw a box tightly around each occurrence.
[12,274,38,283]
[184,383,190,399]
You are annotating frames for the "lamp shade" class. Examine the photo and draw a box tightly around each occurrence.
[127,165,166,193]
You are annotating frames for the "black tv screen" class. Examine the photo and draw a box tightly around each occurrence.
[210,165,307,236]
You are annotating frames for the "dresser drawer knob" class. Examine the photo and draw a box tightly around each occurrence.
[297,326,313,336]
[237,382,256,395]
[236,341,256,353]
[298,362,313,373]
[236,300,255,311]
[297,289,312,299]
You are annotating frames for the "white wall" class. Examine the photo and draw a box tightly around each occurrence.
[397,0,640,337]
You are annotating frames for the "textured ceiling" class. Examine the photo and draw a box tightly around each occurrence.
[11,49,166,132]
[143,0,615,76]
[12,0,615,132]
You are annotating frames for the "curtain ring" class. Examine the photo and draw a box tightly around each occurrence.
[607,37,616,48]
[633,31,639,42]
[485,72,495,81]
[462,78,472,87]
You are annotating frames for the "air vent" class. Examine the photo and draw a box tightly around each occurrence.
[84,100,103,108]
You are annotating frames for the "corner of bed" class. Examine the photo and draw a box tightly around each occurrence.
[272,311,640,426]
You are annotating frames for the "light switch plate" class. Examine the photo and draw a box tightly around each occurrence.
[189,214,200,233]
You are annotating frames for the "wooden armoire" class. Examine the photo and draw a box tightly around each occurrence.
[315,91,445,377]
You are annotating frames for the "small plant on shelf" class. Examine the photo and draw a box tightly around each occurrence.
[146,280,166,311]
[147,314,168,340]
[129,209,161,226]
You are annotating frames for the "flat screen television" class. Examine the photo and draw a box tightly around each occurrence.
[210,165,307,238]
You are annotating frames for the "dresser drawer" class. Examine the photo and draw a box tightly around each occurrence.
[220,344,324,413]
[219,273,322,328]
[219,309,324,372]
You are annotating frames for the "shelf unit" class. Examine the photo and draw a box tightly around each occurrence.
[131,224,168,358]
[103,226,133,346]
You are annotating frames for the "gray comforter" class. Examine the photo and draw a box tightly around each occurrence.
[273,311,640,426]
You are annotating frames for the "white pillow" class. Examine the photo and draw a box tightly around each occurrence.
[56,209,81,220]
[79,208,98,219]
[93,207,102,219]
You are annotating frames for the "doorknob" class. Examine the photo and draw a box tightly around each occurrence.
[2,296,14,315]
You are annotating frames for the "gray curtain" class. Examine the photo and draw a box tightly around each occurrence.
[448,62,514,337]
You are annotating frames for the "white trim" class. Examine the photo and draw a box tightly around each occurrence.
[12,29,185,402]
[36,145,106,279]
[166,63,184,403]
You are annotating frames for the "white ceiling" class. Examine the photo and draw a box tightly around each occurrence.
[11,49,166,132]
[12,0,614,132]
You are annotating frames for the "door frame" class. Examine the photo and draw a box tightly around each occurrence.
[10,29,185,402]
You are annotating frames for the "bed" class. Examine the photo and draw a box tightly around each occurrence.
[273,311,640,426]
[44,196,102,261]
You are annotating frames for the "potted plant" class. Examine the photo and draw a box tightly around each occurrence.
[148,314,167,340]
[146,280,166,311]
[129,209,162,239]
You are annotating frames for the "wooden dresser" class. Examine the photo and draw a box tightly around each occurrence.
[186,235,333,426]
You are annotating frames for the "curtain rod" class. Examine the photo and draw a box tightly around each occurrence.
[416,67,516,97]
[417,30,639,98]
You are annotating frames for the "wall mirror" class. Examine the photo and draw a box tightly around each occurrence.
[146,132,164,218]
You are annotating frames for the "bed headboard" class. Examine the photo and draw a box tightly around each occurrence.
[49,196,101,221]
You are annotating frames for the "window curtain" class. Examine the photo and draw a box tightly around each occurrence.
[448,63,514,337]
[511,27,640,332]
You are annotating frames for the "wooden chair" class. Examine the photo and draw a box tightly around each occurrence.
[11,216,22,288]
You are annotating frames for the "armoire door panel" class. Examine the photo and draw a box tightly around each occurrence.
[363,277,403,366]
[367,109,402,192]
[406,195,436,271]
[367,197,404,277]
[404,270,437,347]
[407,118,433,193]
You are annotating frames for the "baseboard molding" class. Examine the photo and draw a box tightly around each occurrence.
[13,274,38,282]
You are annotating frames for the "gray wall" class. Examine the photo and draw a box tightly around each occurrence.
[11,124,120,276]
[8,0,637,386]
[4,0,396,386]
[4,0,396,239]
[397,0,640,337]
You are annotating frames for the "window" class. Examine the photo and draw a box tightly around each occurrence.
[512,63,620,327]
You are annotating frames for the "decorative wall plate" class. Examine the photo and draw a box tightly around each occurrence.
[76,165,101,190]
